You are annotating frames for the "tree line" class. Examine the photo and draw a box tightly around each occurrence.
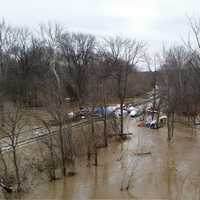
[0,21,151,107]
[150,17,200,141]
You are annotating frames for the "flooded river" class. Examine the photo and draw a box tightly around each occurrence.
[21,117,200,200]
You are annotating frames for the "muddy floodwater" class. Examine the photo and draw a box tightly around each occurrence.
[22,117,200,200]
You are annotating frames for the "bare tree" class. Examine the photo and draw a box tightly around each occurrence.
[159,46,189,141]
[59,32,96,106]
[94,55,114,147]
[0,104,27,192]
[102,36,145,136]
[34,115,57,180]
[87,68,100,166]
[38,23,69,176]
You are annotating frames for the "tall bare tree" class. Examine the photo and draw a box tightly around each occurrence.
[102,36,145,136]
[59,32,96,106]
[39,23,69,176]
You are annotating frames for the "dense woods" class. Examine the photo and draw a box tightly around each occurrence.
[0,21,151,108]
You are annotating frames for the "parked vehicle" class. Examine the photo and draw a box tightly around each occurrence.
[150,120,158,129]
[77,107,90,119]
[127,106,137,113]
[159,115,167,127]
[67,112,75,119]
[114,108,128,118]
[94,106,116,117]
[130,109,138,117]
[149,115,167,129]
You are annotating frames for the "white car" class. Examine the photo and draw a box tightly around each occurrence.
[150,120,157,128]
[114,108,128,118]
[127,106,137,113]
[130,109,138,117]
[150,116,167,129]
[67,112,74,119]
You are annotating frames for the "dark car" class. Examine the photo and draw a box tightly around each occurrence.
[77,107,90,119]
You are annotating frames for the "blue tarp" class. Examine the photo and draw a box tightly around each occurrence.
[94,106,116,116]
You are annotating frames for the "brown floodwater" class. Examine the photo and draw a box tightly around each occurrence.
[21,117,200,200]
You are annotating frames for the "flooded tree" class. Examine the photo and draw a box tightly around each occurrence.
[38,23,69,176]
[93,59,114,147]
[33,115,57,181]
[87,68,100,166]
[0,104,27,192]
[159,47,188,141]
[102,36,145,136]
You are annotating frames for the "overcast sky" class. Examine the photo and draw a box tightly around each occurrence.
[0,0,200,53]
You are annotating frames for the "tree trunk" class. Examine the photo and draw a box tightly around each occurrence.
[171,112,175,138]
[103,99,108,147]
[49,134,56,180]
[12,146,21,192]
[59,123,66,176]
[0,103,4,127]
[167,111,175,141]
[0,148,8,178]
[192,115,196,137]
[67,125,75,171]
[152,85,156,120]
[156,111,160,129]
[40,119,56,180]
[167,112,172,142]
[91,106,97,166]
[156,99,161,129]
[87,145,91,161]
[120,100,124,136]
